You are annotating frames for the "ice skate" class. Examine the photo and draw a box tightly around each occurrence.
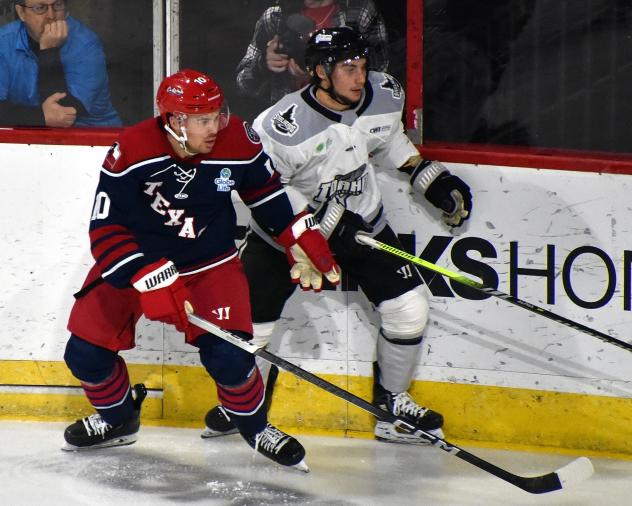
[201,405,238,438]
[375,391,444,444]
[62,383,147,451]
[245,423,309,472]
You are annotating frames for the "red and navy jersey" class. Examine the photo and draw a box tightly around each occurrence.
[90,115,294,288]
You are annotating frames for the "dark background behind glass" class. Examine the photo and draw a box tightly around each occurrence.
[180,0,267,123]
[1,0,406,126]
[72,0,154,125]
[423,0,632,154]
[180,0,407,123]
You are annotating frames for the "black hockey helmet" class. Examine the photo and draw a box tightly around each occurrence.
[304,26,370,76]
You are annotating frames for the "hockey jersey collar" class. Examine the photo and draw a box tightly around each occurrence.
[301,80,374,122]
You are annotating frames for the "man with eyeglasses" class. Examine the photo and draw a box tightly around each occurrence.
[0,0,120,127]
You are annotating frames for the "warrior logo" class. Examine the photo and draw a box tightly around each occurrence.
[397,264,413,279]
[313,165,368,206]
[212,306,231,320]
[214,167,235,192]
[272,104,299,136]
[171,164,196,199]
[380,76,402,99]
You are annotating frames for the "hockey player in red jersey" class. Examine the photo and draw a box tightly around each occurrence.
[62,69,339,471]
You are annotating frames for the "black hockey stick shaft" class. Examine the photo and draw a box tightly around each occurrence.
[187,312,593,494]
[356,234,632,353]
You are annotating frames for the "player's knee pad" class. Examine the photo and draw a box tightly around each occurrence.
[64,334,118,383]
[197,332,256,386]
[377,286,429,342]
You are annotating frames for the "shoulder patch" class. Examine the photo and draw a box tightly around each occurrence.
[103,142,122,171]
[380,75,403,100]
[271,104,300,137]
[243,121,261,144]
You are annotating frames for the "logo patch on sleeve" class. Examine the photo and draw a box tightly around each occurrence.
[272,104,299,136]
[214,168,235,192]
[103,142,121,170]
[243,121,261,143]
[380,76,402,99]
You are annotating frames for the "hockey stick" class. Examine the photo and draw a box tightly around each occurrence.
[187,311,593,494]
[356,234,632,353]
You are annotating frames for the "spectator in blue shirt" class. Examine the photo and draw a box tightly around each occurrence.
[0,1,121,127]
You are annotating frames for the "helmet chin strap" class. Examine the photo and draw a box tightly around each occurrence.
[326,85,359,108]
[317,72,361,109]
[164,123,198,156]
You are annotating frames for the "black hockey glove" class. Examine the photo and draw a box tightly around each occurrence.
[408,159,472,227]
[316,202,373,256]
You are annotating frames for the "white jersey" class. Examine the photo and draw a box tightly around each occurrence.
[252,71,418,238]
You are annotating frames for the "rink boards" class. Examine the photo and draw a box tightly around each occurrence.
[0,143,630,455]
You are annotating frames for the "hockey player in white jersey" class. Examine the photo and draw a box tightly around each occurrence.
[202,26,472,443]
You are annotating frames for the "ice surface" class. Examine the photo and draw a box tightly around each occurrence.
[0,421,631,505]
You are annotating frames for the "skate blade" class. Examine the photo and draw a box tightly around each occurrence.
[200,427,239,439]
[293,459,310,473]
[61,434,138,452]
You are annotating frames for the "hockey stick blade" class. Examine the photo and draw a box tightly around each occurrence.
[186,312,593,494]
[355,233,632,352]
[555,456,595,489]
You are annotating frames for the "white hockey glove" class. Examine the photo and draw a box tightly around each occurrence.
[406,157,472,227]
[276,212,341,291]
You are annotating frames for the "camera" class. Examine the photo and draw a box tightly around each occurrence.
[276,14,315,67]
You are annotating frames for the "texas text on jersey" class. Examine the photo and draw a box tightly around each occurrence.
[91,114,292,289]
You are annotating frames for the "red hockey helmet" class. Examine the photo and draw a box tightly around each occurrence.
[156,69,225,122]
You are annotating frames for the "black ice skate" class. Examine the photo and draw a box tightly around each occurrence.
[374,390,445,444]
[245,423,309,472]
[201,405,238,438]
[62,383,147,451]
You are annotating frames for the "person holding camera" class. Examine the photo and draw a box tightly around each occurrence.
[235,0,388,107]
